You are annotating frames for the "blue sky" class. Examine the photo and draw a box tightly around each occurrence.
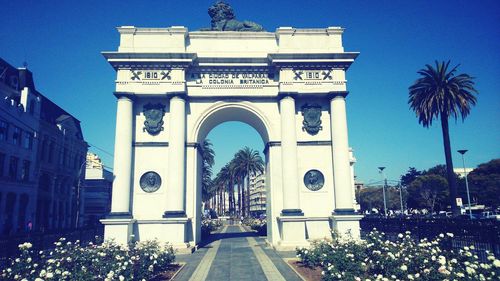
[1,0,499,183]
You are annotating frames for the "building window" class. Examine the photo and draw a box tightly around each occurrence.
[0,120,8,141]
[12,127,21,145]
[21,160,30,181]
[9,156,19,180]
[29,100,35,115]
[0,153,5,177]
[48,142,55,163]
[22,132,33,150]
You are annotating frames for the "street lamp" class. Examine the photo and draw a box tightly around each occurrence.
[75,161,87,227]
[457,149,472,219]
[378,167,388,217]
[398,181,404,215]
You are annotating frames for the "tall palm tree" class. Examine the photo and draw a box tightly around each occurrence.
[409,61,478,215]
[234,147,264,217]
[201,139,215,206]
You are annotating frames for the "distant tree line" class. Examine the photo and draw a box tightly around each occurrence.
[357,158,500,213]
[200,140,264,218]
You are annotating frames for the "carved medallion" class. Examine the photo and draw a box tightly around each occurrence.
[140,171,161,193]
[304,170,325,191]
[301,104,323,135]
[143,103,165,135]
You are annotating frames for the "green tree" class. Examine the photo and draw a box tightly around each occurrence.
[201,139,215,205]
[409,61,478,215]
[359,187,403,213]
[467,159,500,208]
[407,174,449,213]
[400,167,422,187]
[233,147,264,217]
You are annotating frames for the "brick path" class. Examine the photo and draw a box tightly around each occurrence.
[174,225,302,281]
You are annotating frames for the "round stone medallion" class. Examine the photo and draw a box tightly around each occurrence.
[303,169,324,191]
[140,171,161,193]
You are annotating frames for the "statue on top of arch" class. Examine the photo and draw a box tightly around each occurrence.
[200,1,265,32]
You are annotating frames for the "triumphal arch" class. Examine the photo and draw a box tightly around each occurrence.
[101,12,362,250]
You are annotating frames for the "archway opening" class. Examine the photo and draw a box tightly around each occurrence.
[194,104,271,240]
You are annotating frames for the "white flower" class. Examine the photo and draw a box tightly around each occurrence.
[438,256,446,265]
[398,233,403,238]
[466,266,475,275]
[46,272,53,279]
[446,233,454,238]
[438,266,450,275]
[119,276,125,281]
[400,265,407,271]
[493,259,500,268]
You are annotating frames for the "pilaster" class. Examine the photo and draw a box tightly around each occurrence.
[164,95,187,217]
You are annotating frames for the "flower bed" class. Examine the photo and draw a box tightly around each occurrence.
[296,229,500,281]
[243,218,267,236]
[201,219,223,238]
[1,238,175,281]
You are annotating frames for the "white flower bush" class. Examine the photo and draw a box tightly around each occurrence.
[296,229,500,281]
[201,218,223,237]
[1,237,175,281]
[242,218,267,235]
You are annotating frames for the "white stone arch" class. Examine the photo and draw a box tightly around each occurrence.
[101,26,363,251]
[190,101,273,144]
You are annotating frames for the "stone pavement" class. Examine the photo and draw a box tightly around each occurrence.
[174,225,303,281]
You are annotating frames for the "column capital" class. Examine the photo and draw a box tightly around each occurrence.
[278,92,298,100]
[167,92,187,100]
[328,91,349,100]
[114,91,136,101]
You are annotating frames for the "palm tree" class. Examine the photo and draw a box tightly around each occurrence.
[201,139,215,211]
[234,147,264,217]
[409,61,478,215]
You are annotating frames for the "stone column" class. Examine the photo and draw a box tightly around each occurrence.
[279,95,303,215]
[101,93,135,245]
[109,95,134,217]
[330,94,363,237]
[330,94,354,213]
[164,95,186,217]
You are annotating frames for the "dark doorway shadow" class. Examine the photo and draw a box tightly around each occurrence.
[198,225,261,248]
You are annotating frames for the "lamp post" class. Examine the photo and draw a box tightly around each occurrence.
[398,181,404,215]
[378,167,388,217]
[457,149,472,219]
[75,161,87,228]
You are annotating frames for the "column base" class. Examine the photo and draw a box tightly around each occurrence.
[100,217,136,245]
[330,214,364,239]
[106,212,133,219]
[276,216,308,250]
[332,208,357,215]
[305,217,331,240]
[163,210,187,218]
[136,218,191,251]
[281,208,304,216]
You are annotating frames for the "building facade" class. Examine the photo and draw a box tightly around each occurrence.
[0,59,40,236]
[81,153,113,227]
[0,58,87,235]
[249,173,266,217]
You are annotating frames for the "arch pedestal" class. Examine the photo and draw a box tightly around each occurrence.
[101,26,362,250]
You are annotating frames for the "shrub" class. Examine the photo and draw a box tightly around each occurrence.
[201,219,222,238]
[243,218,267,235]
[1,238,175,281]
[297,230,500,281]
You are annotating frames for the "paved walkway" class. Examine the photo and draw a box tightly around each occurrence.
[174,225,302,281]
